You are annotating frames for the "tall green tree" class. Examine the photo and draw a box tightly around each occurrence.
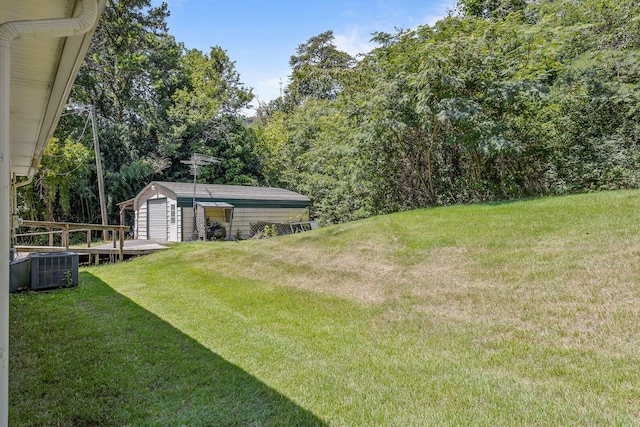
[258,99,369,225]
[166,47,259,185]
[257,32,365,224]
[285,31,355,107]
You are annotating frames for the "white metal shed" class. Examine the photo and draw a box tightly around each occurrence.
[131,181,311,242]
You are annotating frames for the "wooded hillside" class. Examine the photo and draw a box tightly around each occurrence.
[18,0,640,227]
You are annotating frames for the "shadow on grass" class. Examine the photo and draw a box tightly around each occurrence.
[10,272,326,426]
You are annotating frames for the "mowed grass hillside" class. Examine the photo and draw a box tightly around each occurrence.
[10,190,640,425]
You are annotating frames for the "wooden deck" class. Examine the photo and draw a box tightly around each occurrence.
[15,220,169,263]
[15,240,169,264]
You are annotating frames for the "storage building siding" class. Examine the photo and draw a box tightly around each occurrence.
[176,204,183,242]
[136,203,147,240]
[177,197,310,239]
[181,207,194,242]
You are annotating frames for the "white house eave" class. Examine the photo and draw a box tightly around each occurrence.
[2,0,106,178]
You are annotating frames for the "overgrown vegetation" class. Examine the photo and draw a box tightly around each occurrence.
[16,0,640,229]
[261,0,640,224]
[11,190,640,425]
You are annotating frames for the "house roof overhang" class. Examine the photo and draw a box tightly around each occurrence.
[2,0,106,178]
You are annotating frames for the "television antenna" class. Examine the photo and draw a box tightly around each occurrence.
[180,153,221,239]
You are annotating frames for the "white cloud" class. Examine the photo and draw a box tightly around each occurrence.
[421,13,448,27]
[370,0,455,30]
[333,1,455,57]
[241,72,288,114]
[334,27,377,57]
[252,77,284,105]
[417,1,457,27]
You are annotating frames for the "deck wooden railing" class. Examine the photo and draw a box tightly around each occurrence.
[15,220,126,261]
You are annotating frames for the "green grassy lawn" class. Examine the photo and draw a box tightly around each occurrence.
[10,190,640,425]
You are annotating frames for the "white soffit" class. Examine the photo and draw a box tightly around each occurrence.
[1,0,106,177]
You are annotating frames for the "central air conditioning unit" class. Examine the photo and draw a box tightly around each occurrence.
[30,252,79,291]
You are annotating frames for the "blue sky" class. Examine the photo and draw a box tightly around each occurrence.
[152,1,458,107]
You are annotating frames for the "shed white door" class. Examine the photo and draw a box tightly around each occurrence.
[147,198,167,241]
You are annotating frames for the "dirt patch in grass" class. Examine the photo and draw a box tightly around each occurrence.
[404,242,640,357]
[217,237,474,305]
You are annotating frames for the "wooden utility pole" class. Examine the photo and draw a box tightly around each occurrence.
[89,105,108,240]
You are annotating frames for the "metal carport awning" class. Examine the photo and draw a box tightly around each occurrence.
[196,202,234,209]
[194,202,234,241]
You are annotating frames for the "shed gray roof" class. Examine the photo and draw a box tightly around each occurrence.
[150,181,310,203]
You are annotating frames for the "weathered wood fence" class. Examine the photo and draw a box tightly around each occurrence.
[15,220,126,261]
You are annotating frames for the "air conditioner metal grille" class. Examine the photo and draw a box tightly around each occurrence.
[30,252,79,291]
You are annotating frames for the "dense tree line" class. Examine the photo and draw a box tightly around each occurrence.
[18,0,640,228]
[260,0,640,224]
